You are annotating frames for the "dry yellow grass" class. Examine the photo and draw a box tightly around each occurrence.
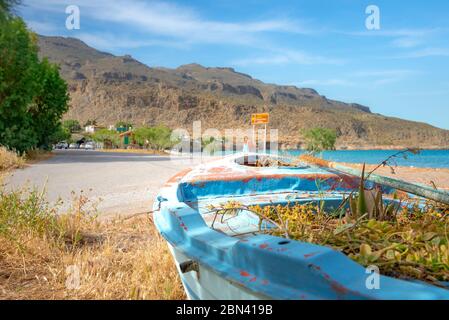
[0,190,186,300]
[0,146,25,172]
[0,147,53,183]
[24,149,54,164]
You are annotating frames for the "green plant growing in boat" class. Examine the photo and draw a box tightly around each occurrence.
[208,149,449,286]
[343,163,402,221]
[314,178,327,215]
[366,148,420,178]
[209,199,449,286]
[326,148,421,221]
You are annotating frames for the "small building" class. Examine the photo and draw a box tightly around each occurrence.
[85,125,105,134]
[116,126,128,134]
[119,130,136,148]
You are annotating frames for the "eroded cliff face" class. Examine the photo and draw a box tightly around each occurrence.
[39,35,449,149]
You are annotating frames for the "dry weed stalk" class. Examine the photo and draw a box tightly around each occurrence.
[0,188,185,300]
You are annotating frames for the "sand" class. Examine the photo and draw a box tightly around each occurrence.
[344,163,449,191]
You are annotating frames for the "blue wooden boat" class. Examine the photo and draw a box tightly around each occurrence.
[153,153,449,300]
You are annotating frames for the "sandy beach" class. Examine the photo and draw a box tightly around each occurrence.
[344,163,449,191]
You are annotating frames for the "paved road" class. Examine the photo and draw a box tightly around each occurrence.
[5,150,191,217]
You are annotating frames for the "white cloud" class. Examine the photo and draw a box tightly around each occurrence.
[344,28,438,38]
[394,89,449,97]
[352,69,417,78]
[293,69,417,89]
[391,37,423,48]
[353,69,418,85]
[295,79,356,87]
[76,33,184,50]
[26,20,58,34]
[345,26,449,59]
[294,77,402,88]
[232,50,343,66]
[22,0,342,67]
[342,28,443,50]
[401,47,449,58]
[23,0,306,46]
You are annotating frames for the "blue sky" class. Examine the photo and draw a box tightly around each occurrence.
[18,0,449,129]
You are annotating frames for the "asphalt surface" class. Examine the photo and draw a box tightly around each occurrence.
[5,150,192,217]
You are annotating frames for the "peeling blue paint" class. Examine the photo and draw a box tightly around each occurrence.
[153,154,449,300]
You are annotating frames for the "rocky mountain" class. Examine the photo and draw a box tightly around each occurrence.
[37,35,449,149]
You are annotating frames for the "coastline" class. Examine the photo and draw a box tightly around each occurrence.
[336,146,449,151]
[282,149,449,170]
[279,144,449,151]
[343,162,449,190]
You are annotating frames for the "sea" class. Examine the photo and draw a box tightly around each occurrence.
[282,149,449,169]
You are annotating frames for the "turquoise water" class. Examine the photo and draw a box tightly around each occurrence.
[283,149,449,169]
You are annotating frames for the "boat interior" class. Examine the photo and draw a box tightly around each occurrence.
[178,154,401,237]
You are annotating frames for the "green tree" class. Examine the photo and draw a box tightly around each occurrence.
[134,125,175,151]
[0,5,69,152]
[63,119,82,133]
[0,17,40,152]
[0,0,20,20]
[30,59,69,149]
[48,124,71,144]
[92,129,120,149]
[133,127,152,147]
[0,0,20,13]
[302,127,337,154]
[151,125,175,150]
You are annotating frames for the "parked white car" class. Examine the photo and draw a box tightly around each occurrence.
[69,143,79,149]
[84,142,95,150]
[55,142,68,149]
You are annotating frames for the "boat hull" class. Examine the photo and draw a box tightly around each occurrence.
[154,153,449,300]
[168,243,271,300]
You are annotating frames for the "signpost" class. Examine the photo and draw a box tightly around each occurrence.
[251,113,269,125]
[251,113,269,153]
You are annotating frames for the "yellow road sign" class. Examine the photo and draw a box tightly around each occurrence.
[251,113,269,125]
